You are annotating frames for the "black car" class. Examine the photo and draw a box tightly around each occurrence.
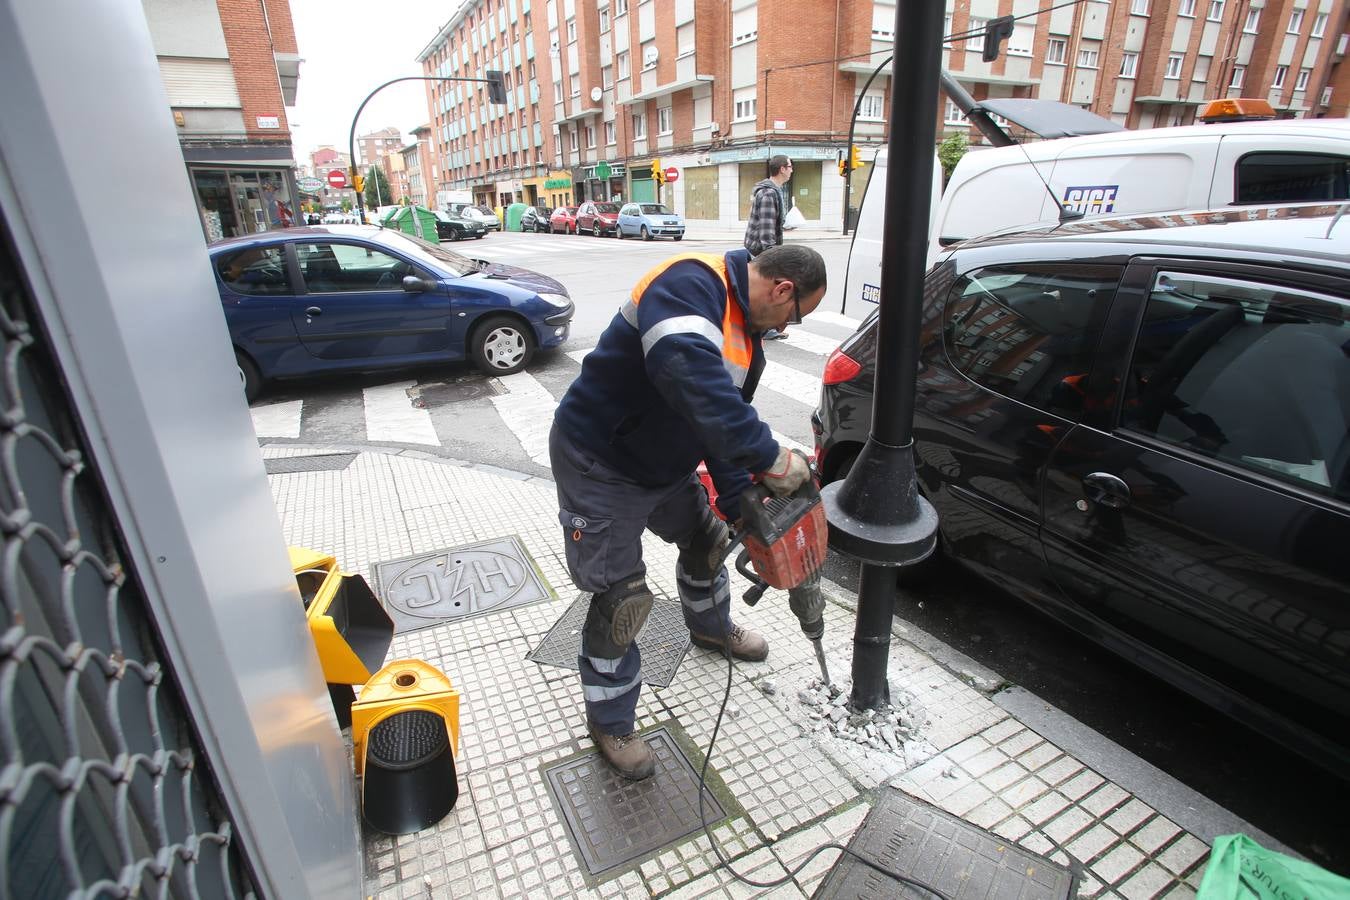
[432,209,486,241]
[521,205,553,233]
[813,205,1350,773]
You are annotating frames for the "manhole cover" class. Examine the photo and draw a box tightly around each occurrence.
[526,595,689,688]
[542,726,726,877]
[411,380,500,406]
[372,536,556,634]
[815,788,1077,899]
[264,452,358,474]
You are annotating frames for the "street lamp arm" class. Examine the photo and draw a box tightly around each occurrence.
[348,74,500,222]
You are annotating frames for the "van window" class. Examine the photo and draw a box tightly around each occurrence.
[1235,152,1350,204]
[1122,272,1349,501]
[944,264,1121,419]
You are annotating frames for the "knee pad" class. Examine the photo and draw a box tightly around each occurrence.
[677,507,729,582]
[584,576,654,658]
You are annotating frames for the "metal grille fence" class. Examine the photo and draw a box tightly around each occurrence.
[0,227,259,899]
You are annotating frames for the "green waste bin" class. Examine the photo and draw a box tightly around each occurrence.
[387,206,440,243]
[505,202,528,232]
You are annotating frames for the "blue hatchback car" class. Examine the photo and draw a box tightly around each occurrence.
[617,202,685,241]
[211,226,573,400]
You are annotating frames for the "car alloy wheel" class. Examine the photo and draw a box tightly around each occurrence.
[594,222,603,237]
[470,315,535,376]
[641,225,652,241]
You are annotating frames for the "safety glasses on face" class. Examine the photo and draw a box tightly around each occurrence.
[774,279,802,325]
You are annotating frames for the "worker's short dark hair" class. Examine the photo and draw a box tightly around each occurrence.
[768,155,792,176]
[749,245,827,297]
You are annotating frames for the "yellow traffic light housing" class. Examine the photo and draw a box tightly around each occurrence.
[850,145,863,171]
[651,159,664,185]
[838,157,847,177]
[353,175,366,193]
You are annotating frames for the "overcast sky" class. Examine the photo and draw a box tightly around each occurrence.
[289,0,461,163]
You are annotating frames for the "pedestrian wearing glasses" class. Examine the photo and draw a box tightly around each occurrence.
[549,244,826,780]
[743,155,795,339]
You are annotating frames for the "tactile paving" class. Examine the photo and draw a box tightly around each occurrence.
[541,726,726,876]
[372,536,555,634]
[816,787,1077,900]
[526,594,690,688]
[264,452,357,474]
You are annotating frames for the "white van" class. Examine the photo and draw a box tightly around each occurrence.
[844,117,1350,311]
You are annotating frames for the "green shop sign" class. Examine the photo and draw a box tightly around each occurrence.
[544,175,573,189]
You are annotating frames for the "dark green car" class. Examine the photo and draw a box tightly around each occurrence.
[432,209,486,241]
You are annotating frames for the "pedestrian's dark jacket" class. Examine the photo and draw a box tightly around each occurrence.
[743,178,783,256]
[554,250,778,518]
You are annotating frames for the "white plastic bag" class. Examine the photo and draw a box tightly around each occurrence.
[783,205,805,230]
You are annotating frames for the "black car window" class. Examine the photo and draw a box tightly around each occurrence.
[1122,271,1350,502]
[1235,152,1350,204]
[295,242,412,293]
[943,263,1121,419]
[216,246,291,296]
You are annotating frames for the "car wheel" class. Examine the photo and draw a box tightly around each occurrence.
[235,350,262,403]
[593,222,603,238]
[448,229,461,241]
[617,225,626,240]
[640,225,652,241]
[673,234,683,241]
[470,315,536,376]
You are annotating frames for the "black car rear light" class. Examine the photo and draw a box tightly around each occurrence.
[822,346,863,385]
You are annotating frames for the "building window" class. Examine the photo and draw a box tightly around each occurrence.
[1207,0,1223,20]
[1192,54,1211,81]
[566,18,576,42]
[1130,0,1149,14]
[1296,67,1311,91]
[585,125,595,147]
[859,93,886,120]
[734,96,756,120]
[1287,8,1304,32]
[602,66,613,89]
[1046,38,1067,64]
[1007,23,1035,56]
[1273,65,1288,88]
[944,99,967,124]
[967,17,988,51]
[569,129,578,151]
[1312,12,1328,36]
[1229,64,1245,89]
[600,9,610,33]
[615,0,628,14]
[1077,47,1099,68]
[1178,0,1196,15]
[1165,53,1183,79]
[1119,52,1138,78]
[657,107,672,134]
[733,8,757,45]
[605,121,616,145]
[1242,9,1260,31]
[618,52,630,80]
[631,112,646,138]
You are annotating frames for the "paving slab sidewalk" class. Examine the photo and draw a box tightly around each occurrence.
[263,443,1274,900]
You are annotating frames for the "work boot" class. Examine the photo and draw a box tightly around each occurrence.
[587,721,655,780]
[690,624,769,662]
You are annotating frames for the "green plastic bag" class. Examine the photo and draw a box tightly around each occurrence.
[1197,835,1350,900]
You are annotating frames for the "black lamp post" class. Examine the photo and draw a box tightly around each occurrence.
[820,1,943,712]
[348,71,507,226]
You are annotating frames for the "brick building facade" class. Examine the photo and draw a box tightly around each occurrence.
[416,0,1348,230]
[144,0,302,240]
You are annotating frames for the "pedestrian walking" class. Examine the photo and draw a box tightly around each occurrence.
[550,245,827,780]
[743,155,795,339]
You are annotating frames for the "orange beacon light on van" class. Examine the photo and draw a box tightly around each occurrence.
[1198,98,1276,123]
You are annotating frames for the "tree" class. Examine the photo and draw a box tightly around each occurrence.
[364,166,392,209]
[938,132,969,184]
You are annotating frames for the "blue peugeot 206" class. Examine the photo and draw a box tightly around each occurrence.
[211,225,573,400]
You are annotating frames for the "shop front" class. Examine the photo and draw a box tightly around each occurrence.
[188,165,297,242]
[543,172,573,209]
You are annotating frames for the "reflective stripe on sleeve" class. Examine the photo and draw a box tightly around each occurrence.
[640,315,724,357]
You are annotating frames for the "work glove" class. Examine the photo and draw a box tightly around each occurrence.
[759,447,811,497]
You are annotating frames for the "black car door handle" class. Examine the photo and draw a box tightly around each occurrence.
[1082,472,1131,509]
[305,306,322,317]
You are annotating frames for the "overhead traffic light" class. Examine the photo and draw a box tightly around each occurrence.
[651,159,665,185]
[353,174,366,194]
[485,69,508,104]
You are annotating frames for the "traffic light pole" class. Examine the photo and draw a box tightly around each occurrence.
[348,72,505,225]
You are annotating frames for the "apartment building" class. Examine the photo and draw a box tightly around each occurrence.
[143,0,302,241]
[358,126,405,170]
[404,125,438,206]
[418,0,1348,231]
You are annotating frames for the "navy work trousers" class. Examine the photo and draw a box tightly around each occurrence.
[549,423,731,735]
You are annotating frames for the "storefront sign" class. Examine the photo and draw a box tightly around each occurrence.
[544,173,573,189]
[256,115,280,129]
[297,176,325,193]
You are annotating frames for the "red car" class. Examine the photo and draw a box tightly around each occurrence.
[575,202,620,237]
[549,206,579,234]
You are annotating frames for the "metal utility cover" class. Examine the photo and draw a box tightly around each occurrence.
[542,726,725,877]
[372,536,554,634]
[815,788,1077,900]
[264,452,357,475]
[411,379,500,406]
[527,595,689,688]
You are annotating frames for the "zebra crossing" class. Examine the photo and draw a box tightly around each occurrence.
[248,310,863,473]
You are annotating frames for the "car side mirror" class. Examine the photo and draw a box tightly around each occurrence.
[402,275,432,292]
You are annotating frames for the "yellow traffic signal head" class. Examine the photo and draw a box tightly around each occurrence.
[850,146,863,169]
[353,175,366,193]
[838,158,847,177]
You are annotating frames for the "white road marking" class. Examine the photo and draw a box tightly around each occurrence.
[808,311,863,331]
[566,348,592,366]
[758,360,823,407]
[363,382,439,445]
[778,328,842,356]
[489,371,557,467]
[249,399,303,439]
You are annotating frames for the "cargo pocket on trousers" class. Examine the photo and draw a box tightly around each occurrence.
[559,508,612,593]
